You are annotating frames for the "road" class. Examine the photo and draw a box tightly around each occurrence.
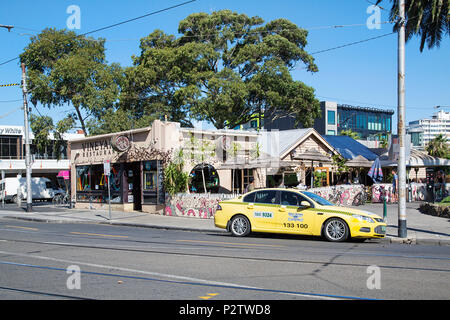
[0,217,449,301]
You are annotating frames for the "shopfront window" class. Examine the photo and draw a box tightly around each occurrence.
[0,136,19,159]
[76,164,123,203]
[142,160,164,204]
[143,161,157,191]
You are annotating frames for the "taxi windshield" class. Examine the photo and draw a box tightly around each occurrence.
[302,191,335,206]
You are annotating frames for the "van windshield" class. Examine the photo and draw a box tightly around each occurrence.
[45,181,55,189]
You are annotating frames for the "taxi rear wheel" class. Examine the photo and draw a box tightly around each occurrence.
[230,215,251,237]
[323,218,349,242]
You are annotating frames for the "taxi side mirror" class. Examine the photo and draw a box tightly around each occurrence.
[299,201,311,208]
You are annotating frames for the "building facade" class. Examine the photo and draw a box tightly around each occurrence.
[264,101,394,140]
[0,124,83,182]
[407,110,450,149]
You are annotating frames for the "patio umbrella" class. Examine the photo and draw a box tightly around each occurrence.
[368,157,383,183]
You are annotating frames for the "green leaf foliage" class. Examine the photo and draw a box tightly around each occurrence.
[20,28,123,135]
[122,10,321,129]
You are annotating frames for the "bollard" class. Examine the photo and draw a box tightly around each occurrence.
[383,197,387,222]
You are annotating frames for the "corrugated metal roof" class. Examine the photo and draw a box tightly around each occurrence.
[278,128,312,156]
[323,135,378,161]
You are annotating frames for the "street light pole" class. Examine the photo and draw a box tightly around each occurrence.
[397,0,407,238]
[21,62,33,212]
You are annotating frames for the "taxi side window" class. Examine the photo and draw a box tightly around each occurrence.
[281,191,308,207]
[243,192,255,203]
[254,190,277,204]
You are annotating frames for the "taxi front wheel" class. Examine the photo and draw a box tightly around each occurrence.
[230,215,251,237]
[323,218,349,242]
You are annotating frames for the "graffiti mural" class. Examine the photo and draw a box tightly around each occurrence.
[309,185,367,206]
[371,183,429,203]
[163,193,239,219]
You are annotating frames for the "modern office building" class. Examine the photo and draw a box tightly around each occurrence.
[407,110,450,149]
[264,101,394,140]
[0,124,84,181]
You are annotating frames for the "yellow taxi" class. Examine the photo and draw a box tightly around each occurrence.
[214,188,386,242]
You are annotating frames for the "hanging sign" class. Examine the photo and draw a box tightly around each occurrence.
[111,135,131,152]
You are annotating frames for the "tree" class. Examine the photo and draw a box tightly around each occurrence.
[123,10,320,130]
[29,114,74,160]
[426,134,449,158]
[164,149,189,196]
[339,129,360,139]
[332,154,349,183]
[20,28,123,136]
[376,0,449,51]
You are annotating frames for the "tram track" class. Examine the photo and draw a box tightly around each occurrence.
[1,237,449,274]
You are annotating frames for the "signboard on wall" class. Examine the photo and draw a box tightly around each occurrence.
[111,135,131,152]
[157,160,165,204]
[0,126,23,136]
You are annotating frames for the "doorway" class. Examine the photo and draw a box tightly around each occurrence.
[125,162,142,211]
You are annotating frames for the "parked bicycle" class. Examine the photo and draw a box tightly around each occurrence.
[52,193,70,206]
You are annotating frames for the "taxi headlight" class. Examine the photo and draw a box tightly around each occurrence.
[352,214,374,223]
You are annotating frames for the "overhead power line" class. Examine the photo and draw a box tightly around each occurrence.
[0,56,20,67]
[81,0,197,36]
[0,0,197,67]
[310,31,395,55]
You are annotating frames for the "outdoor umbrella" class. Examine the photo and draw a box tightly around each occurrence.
[368,157,383,183]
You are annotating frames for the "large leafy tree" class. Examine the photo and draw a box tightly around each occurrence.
[122,10,320,129]
[20,28,123,136]
[377,0,449,51]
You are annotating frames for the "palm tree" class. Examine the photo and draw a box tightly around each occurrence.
[376,0,450,51]
[426,134,449,158]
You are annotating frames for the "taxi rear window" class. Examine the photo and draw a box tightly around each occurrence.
[243,192,255,203]
[254,190,277,204]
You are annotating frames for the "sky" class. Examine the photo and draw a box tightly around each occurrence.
[0,0,449,134]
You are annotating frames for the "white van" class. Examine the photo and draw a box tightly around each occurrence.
[0,177,65,203]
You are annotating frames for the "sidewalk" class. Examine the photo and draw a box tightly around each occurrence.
[0,202,449,246]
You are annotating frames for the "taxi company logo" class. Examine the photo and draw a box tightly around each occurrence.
[254,211,273,218]
[288,212,303,222]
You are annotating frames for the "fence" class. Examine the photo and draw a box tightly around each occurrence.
[308,184,367,206]
[163,192,240,219]
[162,183,447,219]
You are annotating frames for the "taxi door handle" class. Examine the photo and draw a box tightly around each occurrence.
[279,206,286,212]
[247,204,254,209]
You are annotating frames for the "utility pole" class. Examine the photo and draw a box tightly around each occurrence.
[21,62,32,212]
[397,0,407,238]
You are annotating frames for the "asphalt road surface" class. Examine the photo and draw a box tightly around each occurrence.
[0,217,449,301]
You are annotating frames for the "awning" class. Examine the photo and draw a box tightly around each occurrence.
[291,148,331,162]
[380,149,450,167]
[345,155,374,167]
[57,170,70,180]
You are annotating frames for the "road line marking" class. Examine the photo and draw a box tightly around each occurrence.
[0,251,350,300]
[199,292,219,299]
[176,239,283,248]
[5,225,38,231]
[70,232,128,238]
